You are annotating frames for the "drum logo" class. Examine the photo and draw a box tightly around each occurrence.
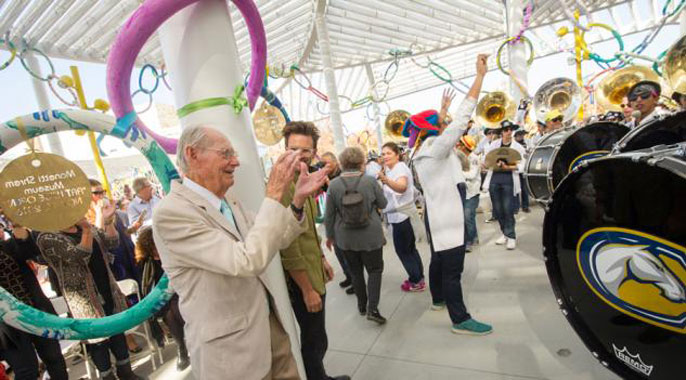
[568,150,610,172]
[577,227,686,333]
[612,344,653,376]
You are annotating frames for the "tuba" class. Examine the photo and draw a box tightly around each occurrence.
[384,110,410,140]
[595,65,659,112]
[533,77,581,123]
[663,34,686,96]
[475,91,516,128]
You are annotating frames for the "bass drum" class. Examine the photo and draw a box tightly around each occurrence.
[543,144,686,380]
[525,122,629,201]
[614,111,686,153]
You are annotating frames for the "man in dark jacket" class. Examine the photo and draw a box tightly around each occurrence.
[0,223,68,380]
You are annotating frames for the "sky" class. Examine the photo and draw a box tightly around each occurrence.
[0,14,680,169]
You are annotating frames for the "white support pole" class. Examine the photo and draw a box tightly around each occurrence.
[681,5,686,36]
[314,11,346,153]
[25,53,64,156]
[158,1,304,377]
[506,0,529,104]
[364,63,384,153]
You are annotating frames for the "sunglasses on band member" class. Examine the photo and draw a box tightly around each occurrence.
[551,116,563,123]
[628,92,655,102]
[92,190,106,195]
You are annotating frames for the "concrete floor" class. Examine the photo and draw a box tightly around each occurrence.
[69,205,621,380]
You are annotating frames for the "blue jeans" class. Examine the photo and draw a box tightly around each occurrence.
[513,174,529,212]
[489,181,516,239]
[391,218,424,284]
[464,195,480,245]
[333,245,351,281]
[423,185,471,325]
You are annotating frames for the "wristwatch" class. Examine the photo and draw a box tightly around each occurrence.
[290,203,304,217]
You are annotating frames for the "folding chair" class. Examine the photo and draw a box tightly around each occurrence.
[116,279,161,369]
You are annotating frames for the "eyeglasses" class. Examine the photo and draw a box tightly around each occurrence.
[204,147,239,160]
[92,190,105,195]
[551,116,563,123]
[628,92,654,102]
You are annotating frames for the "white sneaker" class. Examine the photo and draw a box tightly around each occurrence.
[495,235,507,245]
[506,238,516,250]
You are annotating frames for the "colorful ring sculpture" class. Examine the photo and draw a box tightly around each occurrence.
[496,36,535,76]
[107,0,267,154]
[0,109,178,340]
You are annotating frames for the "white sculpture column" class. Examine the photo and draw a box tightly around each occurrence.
[158,1,304,376]
[506,0,529,105]
[681,5,686,35]
[314,12,346,153]
[364,63,384,152]
[25,53,64,156]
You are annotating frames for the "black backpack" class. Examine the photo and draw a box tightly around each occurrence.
[339,175,370,229]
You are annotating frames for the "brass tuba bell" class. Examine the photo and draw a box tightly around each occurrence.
[595,65,659,112]
[662,34,686,95]
[475,91,516,128]
[384,110,410,140]
[533,77,581,123]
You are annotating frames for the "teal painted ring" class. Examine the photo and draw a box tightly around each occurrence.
[587,27,624,64]
[0,108,179,340]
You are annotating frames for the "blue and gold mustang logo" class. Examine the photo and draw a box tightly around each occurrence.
[577,227,686,333]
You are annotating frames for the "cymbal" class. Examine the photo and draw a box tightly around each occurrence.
[253,103,285,146]
[484,147,522,170]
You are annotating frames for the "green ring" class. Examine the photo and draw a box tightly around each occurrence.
[19,47,56,81]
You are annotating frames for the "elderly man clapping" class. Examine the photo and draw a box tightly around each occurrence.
[153,125,329,380]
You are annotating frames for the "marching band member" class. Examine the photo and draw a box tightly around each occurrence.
[627,80,668,128]
[482,120,527,250]
[544,109,564,133]
[403,54,493,336]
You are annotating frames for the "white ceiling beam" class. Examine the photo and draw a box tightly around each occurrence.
[22,0,77,45]
[38,0,96,49]
[0,0,29,37]
[12,0,52,37]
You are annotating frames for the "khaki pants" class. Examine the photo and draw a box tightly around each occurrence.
[263,310,300,380]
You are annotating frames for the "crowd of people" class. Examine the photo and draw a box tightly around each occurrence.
[1,54,684,380]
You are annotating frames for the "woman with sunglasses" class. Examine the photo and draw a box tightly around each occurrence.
[482,120,527,250]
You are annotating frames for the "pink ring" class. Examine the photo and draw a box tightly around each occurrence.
[106,0,266,153]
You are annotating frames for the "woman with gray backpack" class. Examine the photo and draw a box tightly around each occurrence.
[324,146,388,324]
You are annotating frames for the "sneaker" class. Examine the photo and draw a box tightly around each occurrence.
[522,207,531,213]
[495,235,507,245]
[339,278,352,288]
[367,310,387,325]
[358,305,366,316]
[484,217,495,223]
[506,238,516,250]
[451,318,493,335]
[400,280,411,292]
[409,280,426,292]
[345,286,355,295]
[465,244,473,253]
[430,302,446,311]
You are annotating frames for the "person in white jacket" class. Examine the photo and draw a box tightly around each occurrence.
[405,54,492,336]
[482,120,527,250]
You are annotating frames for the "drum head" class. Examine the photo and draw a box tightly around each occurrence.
[616,111,686,153]
[543,148,686,379]
[553,122,629,188]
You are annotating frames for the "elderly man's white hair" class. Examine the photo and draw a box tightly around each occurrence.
[176,124,219,174]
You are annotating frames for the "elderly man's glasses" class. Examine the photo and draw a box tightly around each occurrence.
[204,147,239,160]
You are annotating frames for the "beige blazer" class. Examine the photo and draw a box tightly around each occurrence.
[152,181,306,380]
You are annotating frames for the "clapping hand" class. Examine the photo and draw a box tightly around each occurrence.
[294,162,330,206]
[440,88,456,113]
[266,150,300,203]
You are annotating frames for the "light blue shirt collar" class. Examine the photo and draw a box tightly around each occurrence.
[182,177,223,211]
